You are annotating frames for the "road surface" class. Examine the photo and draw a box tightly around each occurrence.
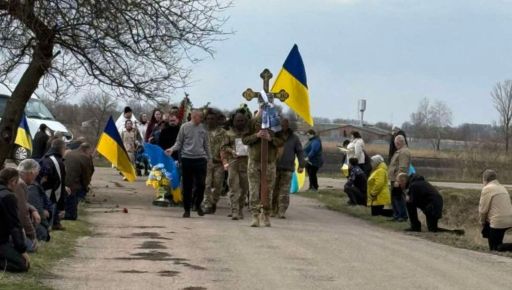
[49,168,512,290]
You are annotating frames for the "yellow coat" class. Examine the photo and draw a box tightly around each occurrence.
[367,162,391,206]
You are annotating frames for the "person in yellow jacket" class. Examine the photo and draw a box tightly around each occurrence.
[367,155,393,217]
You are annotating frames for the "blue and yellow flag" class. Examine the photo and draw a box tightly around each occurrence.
[271,44,313,126]
[15,115,32,152]
[96,116,137,182]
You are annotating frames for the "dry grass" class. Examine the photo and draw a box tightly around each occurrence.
[299,187,512,257]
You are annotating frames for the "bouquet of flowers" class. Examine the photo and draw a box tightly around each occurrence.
[146,164,181,207]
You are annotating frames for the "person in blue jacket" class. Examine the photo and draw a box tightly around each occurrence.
[304,129,323,191]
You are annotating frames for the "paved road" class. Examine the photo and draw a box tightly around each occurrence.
[317,177,506,191]
[50,168,512,290]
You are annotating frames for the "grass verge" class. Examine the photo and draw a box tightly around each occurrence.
[0,208,91,290]
[298,188,512,257]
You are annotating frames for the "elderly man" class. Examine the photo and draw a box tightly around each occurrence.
[388,135,410,222]
[388,126,408,163]
[64,143,95,220]
[23,159,53,242]
[166,109,210,218]
[272,118,305,218]
[479,170,512,251]
[15,161,42,252]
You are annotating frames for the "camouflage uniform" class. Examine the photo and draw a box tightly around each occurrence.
[203,127,227,210]
[242,118,285,219]
[223,128,249,218]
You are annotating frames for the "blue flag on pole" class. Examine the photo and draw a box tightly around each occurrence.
[143,143,180,189]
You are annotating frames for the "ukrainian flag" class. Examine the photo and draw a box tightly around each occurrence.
[271,44,313,126]
[96,116,137,182]
[15,115,32,152]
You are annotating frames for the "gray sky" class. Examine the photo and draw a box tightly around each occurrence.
[2,0,511,126]
[186,0,512,126]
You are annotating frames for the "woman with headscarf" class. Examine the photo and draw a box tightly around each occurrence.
[367,155,393,217]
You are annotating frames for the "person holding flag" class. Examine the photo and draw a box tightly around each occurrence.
[96,117,137,182]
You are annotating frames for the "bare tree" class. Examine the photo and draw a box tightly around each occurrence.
[491,80,512,152]
[410,97,453,151]
[0,0,231,165]
[428,100,453,151]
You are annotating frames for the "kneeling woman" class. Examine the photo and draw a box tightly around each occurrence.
[367,155,393,217]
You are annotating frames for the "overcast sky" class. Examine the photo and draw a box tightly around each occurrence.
[2,0,511,126]
[185,0,512,126]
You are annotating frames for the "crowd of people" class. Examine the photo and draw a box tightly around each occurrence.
[3,103,512,274]
[342,126,512,251]
[0,136,94,272]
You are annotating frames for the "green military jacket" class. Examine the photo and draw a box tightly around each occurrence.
[208,127,228,163]
[242,117,285,163]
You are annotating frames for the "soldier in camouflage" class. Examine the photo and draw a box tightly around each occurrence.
[242,112,285,227]
[272,118,306,218]
[222,110,250,220]
[203,109,228,214]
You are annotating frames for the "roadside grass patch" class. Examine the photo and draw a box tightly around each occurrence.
[299,188,512,257]
[0,208,91,290]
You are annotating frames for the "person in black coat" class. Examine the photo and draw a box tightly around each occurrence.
[38,139,67,231]
[31,124,50,159]
[344,158,367,206]
[388,126,408,163]
[0,168,30,272]
[158,114,181,161]
[398,173,463,235]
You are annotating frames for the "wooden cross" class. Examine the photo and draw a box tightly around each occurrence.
[242,69,289,210]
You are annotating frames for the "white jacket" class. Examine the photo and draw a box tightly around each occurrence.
[115,114,141,138]
[347,138,365,164]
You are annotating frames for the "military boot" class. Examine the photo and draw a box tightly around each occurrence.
[250,214,260,227]
[261,212,271,227]
[239,209,244,220]
[231,209,239,220]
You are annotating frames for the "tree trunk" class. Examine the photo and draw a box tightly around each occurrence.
[506,128,509,153]
[0,46,53,166]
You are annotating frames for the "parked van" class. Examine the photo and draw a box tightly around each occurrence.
[0,94,73,162]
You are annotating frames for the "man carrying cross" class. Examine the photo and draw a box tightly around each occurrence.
[243,111,285,227]
[242,69,287,227]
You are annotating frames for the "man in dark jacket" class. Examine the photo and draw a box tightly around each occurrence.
[388,126,408,163]
[64,143,94,220]
[304,129,323,191]
[38,139,67,230]
[344,158,367,206]
[398,173,463,235]
[272,118,306,218]
[0,168,30,272]
[158,114,181,160]
[31,124,50,159]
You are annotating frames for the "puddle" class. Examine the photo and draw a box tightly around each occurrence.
[130,232,172,240]
[118,270,148,274]
[159,270,180,277]
[138,241,167,250]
